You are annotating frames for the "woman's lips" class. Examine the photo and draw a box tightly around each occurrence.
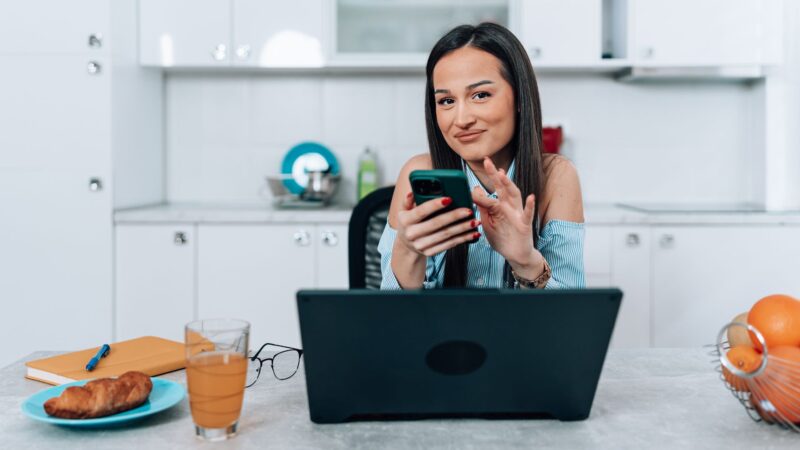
[455,131,484,143]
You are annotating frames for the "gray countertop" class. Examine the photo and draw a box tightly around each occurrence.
[2,349,798,449]
[113,202,800,226]
[114,202,355,224]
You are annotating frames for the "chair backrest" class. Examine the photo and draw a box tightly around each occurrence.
[348,186,395,289]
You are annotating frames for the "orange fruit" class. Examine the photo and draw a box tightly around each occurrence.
[722,345,762,392]
[726,312,753,347]
[747,294,800,351]
[759,345,800,423]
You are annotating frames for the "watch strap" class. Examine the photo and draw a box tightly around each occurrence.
[511,257,551,289]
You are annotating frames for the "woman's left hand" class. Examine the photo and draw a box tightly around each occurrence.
[471,157,545,279]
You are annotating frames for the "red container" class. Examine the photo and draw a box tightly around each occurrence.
[542,126,563,154]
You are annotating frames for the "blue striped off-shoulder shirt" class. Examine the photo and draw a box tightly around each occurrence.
[378,159,585,289]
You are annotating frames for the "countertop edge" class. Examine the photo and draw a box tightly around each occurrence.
[113,203,800,225]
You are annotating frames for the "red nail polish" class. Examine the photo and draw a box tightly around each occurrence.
[470,220,476,227]
[441,197,452,206]
[473,232,481,239]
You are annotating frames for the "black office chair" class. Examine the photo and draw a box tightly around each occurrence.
[348,186,395,289]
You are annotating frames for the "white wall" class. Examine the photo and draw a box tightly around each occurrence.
[774,0,800,210]
[165,72,763,206]
[786,3,800,211]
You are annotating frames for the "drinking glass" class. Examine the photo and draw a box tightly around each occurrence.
[185,319,250,441]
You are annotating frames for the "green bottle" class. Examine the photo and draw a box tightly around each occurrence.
[357,146,378,201]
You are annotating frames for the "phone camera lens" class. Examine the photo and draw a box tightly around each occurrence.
[413,180,429,195]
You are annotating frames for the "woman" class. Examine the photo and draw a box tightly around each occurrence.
[378,22,585,289]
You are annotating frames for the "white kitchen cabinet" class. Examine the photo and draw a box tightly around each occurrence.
[198,224,317,348]
[0,0,109,54]
[519,0,603,65]
[652,225,800,347]
[0,0,162,368]
[628,0,783,66]
[610,226,651,348]
[140,0,325,68]
[0,55,111,366]
[583,225,613,288]
[233,0,326,67]
[0,168,112,366]
[115,225,196,342]
[139,0,231,66]
[316,224,349,288]
[584,224,651,348]
[330,0,509,66]
[0,55,110,170]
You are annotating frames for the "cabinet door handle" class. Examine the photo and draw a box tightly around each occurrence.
[659,234,675,249]
[88,177,103,192]
[641,47,654,59]
[321,231,339,247]
[293,230,311,247]
[236,44,251,60]
[529,46,542,59]
[211,44,227,61]
[626,233,640,247]
[174,232,188,246]
[88,33,103,48]
[87,61,102,75]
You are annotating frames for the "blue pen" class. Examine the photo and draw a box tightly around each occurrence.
[85,344,111,371]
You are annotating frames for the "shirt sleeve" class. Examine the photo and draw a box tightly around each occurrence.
[377,222,444,290]
[536,220,586,289]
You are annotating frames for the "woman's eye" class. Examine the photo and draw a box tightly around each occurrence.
[473,91,491,100]
[437,97,454,106]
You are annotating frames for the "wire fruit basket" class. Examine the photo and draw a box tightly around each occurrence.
[712,322,800,432]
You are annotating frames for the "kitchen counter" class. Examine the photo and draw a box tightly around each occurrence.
[114,202,354,224]
[114,202,800,225]
[3,349,798,449]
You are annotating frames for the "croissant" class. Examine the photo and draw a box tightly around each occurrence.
[44,371,153,419]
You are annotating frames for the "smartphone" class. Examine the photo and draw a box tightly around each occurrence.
[409,169,479,244]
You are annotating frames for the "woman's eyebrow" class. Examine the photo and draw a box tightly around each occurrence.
[467,80,494,90]
[434,80,494,94]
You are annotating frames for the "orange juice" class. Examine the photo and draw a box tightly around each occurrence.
[186,351,248,428]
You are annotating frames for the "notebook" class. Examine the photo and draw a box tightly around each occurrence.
[25,336,186,385]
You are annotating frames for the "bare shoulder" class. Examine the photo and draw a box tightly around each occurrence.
[540,154,584,225]
[403,153,433,173]
[388,153,432,228]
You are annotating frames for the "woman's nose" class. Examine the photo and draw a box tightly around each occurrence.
[454,103,476,128]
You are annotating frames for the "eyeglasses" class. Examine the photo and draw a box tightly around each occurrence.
[246,343,303,388]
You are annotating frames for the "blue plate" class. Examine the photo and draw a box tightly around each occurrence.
[21,377,185,428]
[281,142,340,194]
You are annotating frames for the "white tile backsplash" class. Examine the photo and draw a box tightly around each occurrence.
[165,72,763,206]
[321,76,397,148]
[250,76,323,146]
[393,76,429,149]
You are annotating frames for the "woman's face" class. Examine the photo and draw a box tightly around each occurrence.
[432,46,516,164]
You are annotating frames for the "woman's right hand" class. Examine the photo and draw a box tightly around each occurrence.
[394,192,480,257]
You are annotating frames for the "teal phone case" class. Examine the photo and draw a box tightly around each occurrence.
[409,169,478,244]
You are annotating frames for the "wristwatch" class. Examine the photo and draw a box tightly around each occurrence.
[511,258,551,289]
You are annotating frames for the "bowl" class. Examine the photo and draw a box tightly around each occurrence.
[301,171,340,202]
[262,173,340,208]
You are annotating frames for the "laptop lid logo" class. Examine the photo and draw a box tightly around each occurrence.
[425,340,487,375]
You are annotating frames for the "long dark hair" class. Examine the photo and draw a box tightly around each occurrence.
[424,22,544,288]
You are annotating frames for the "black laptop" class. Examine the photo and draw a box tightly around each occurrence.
[296,288,622,424]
